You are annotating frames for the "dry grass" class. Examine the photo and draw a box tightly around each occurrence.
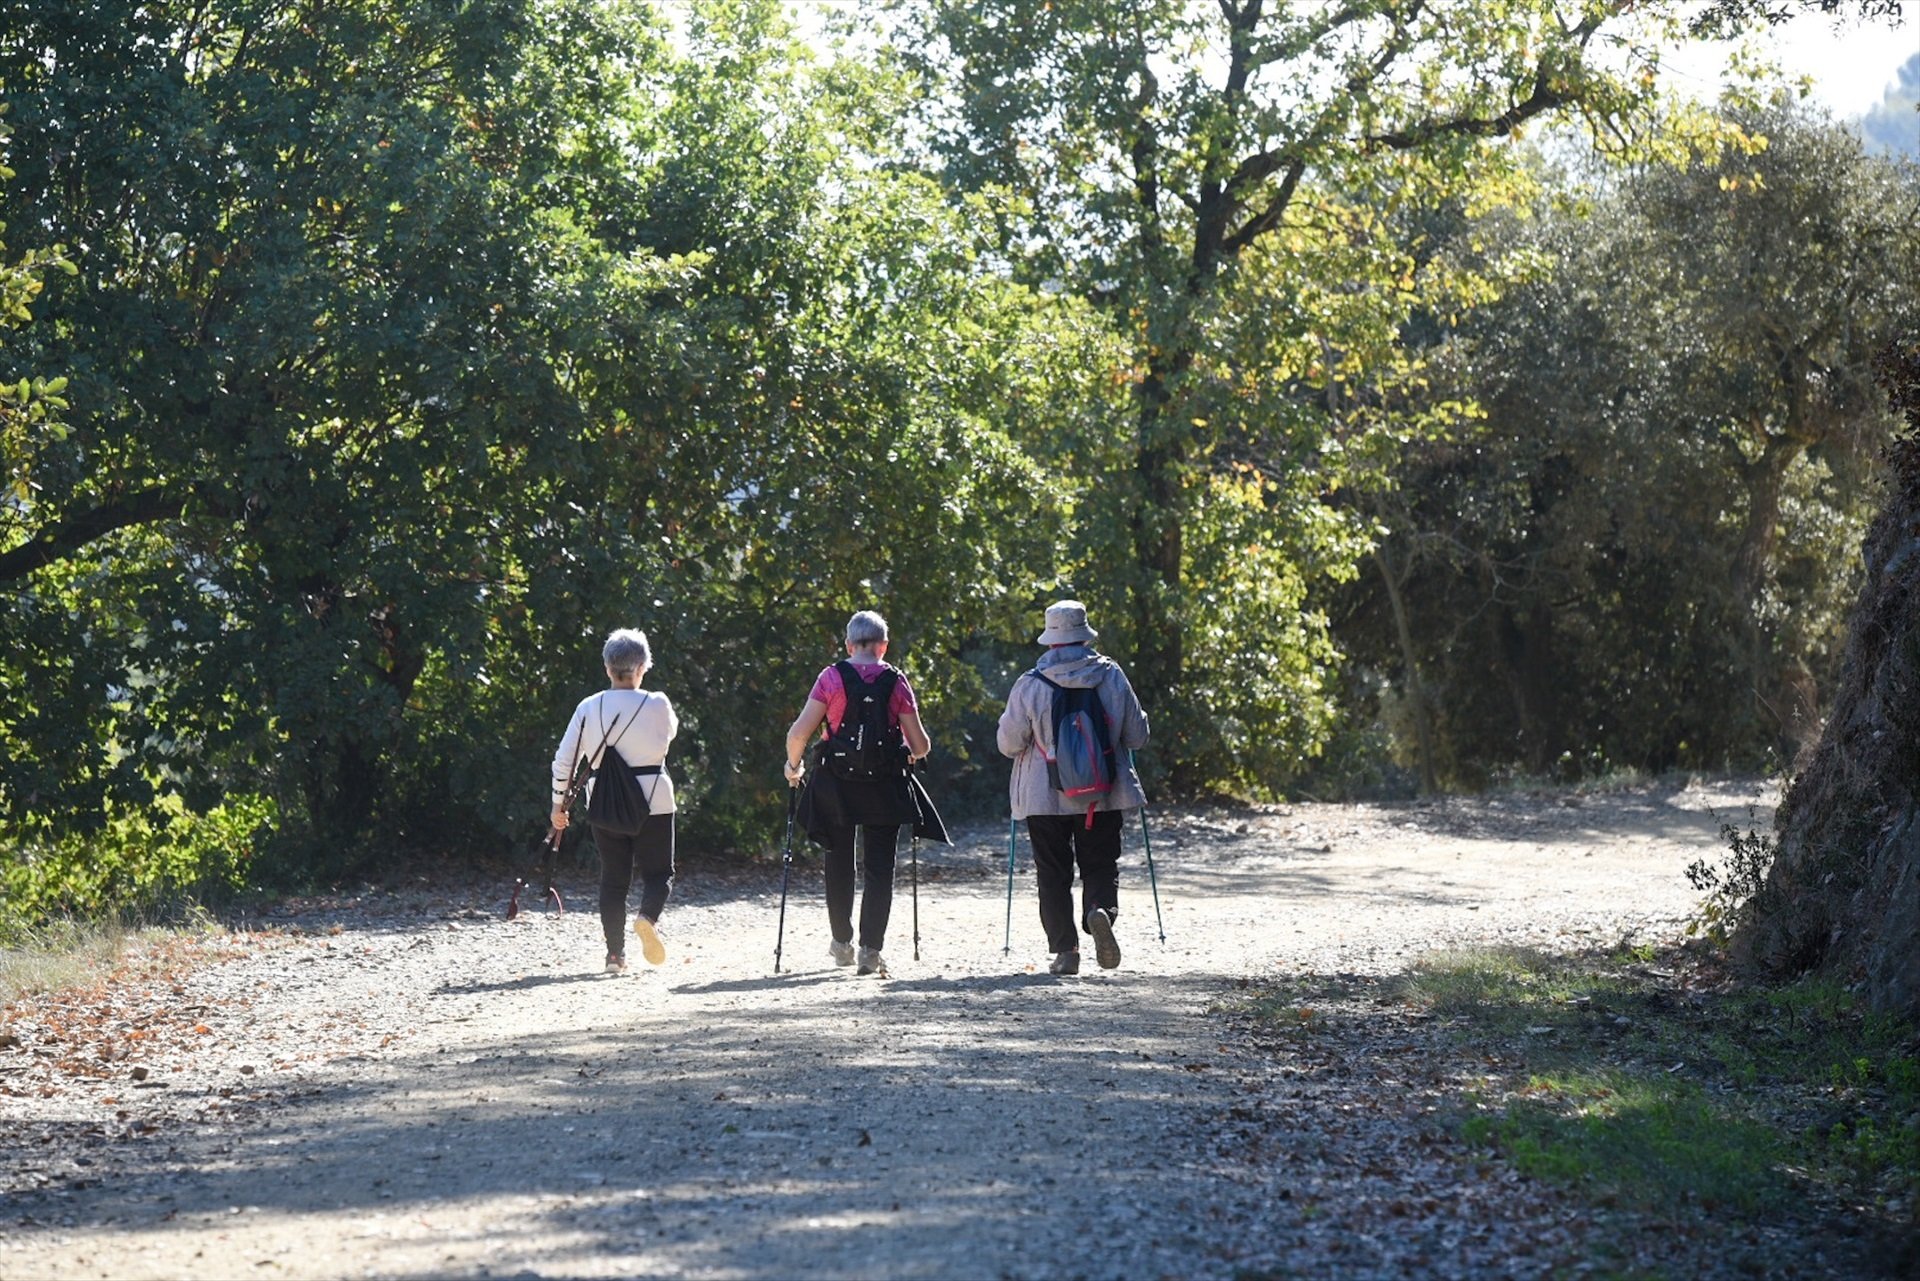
[1,918,145,1003]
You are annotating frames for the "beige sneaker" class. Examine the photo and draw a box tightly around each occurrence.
[633,915,667,965]
[856,946,887,976]
[829,939,856,966]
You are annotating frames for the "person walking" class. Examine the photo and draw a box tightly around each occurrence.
[550,628,680,973]
[784,610,931,976]
[998,600,1149,975]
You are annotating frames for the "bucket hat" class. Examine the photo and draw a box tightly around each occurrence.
[1036,600,1098,646]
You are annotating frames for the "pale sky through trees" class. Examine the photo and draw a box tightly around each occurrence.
[1658,7,1917,118]
[777,2,1915,120]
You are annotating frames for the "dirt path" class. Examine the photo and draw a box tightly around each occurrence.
[2,779,1772,1279]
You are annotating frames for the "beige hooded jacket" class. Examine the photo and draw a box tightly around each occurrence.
[996,644,1149,820]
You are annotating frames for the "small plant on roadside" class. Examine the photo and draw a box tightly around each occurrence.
[1685,809,1777,946]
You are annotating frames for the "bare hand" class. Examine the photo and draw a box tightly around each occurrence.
[550,808,569,832]
[784,759,805,787]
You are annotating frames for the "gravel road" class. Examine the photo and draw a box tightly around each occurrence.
[2,779,1776,1279]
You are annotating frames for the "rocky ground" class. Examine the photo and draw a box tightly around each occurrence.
[4,777,1879,1280]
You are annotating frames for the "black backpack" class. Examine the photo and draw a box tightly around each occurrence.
[584,695,657,835]
[1032,671,1117,819]
[823,661,906,782]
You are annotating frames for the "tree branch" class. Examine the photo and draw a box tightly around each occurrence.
[1364,15,1600,153]
[1220,155,1307,255]
[0,490,185,583]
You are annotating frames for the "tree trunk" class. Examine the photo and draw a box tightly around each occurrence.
[1737,344,1920,1020]
[1131,422,1185,696]
[1375,543,1438,794]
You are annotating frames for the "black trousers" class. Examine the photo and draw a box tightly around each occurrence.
[823,823,899,951]
[593,815,675,957]
[1027,810,1122,954]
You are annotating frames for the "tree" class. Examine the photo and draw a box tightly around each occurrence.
[1327,103,1918,785]
[1737,340,1920,1020]
[0,0,1109,904]
[0,0,674,866]
[875,0,1735,791]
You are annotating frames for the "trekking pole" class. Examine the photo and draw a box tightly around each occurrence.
[510,709,620,918]
[1003,816,1017,955]
[1139,806,1167,945]
[774,787,798,974]
[1131,752,1166,944]
[910,829,921,961]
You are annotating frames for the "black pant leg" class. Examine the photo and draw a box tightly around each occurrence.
[857,824,900,950]
[1026,815,1081,954]
[1073,809,1124,930]
[823,824,857,945]
[594,826,637,956]
[634,814,676,923]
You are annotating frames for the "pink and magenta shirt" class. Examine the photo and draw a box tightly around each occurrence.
[808,661,919,735]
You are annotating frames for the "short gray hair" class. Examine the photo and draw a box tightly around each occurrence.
[602,628,652,677]
[845,610,889,647]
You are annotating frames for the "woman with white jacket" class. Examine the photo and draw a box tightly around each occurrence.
[549,628,680,972]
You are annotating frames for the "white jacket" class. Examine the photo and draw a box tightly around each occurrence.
[551,688,680,815]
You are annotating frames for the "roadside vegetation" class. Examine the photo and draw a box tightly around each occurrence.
[1234,944,1920,1270]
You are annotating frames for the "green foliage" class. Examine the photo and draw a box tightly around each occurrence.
[0,0,1100,902]
[1328,102,1920,788]
[0,791,274,941]
[1,0,1907,927]
[875,0,1733,796]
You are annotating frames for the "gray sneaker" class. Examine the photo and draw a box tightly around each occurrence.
[1087,908,1121,970]
[856,946,886,976]
[829,939,856,966]
[1049,950,1080,976]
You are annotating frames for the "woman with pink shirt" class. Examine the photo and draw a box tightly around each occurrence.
[784,610,932,976]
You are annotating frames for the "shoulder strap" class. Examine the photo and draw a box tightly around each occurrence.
[588,692,628,769]
[834,659,868,696]
[836,660,899,704]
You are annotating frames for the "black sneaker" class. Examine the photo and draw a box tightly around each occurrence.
[1049,950,1080,976]
[605,952,627,974]
[1087,908,1121,970]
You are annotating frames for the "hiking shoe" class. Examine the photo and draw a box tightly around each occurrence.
[633,915,667,966]
[605,952,627,974]
[856,946,886,976]
[829,939,856,967]
[1087,908,1121,970]
[1049,950,1080,976]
